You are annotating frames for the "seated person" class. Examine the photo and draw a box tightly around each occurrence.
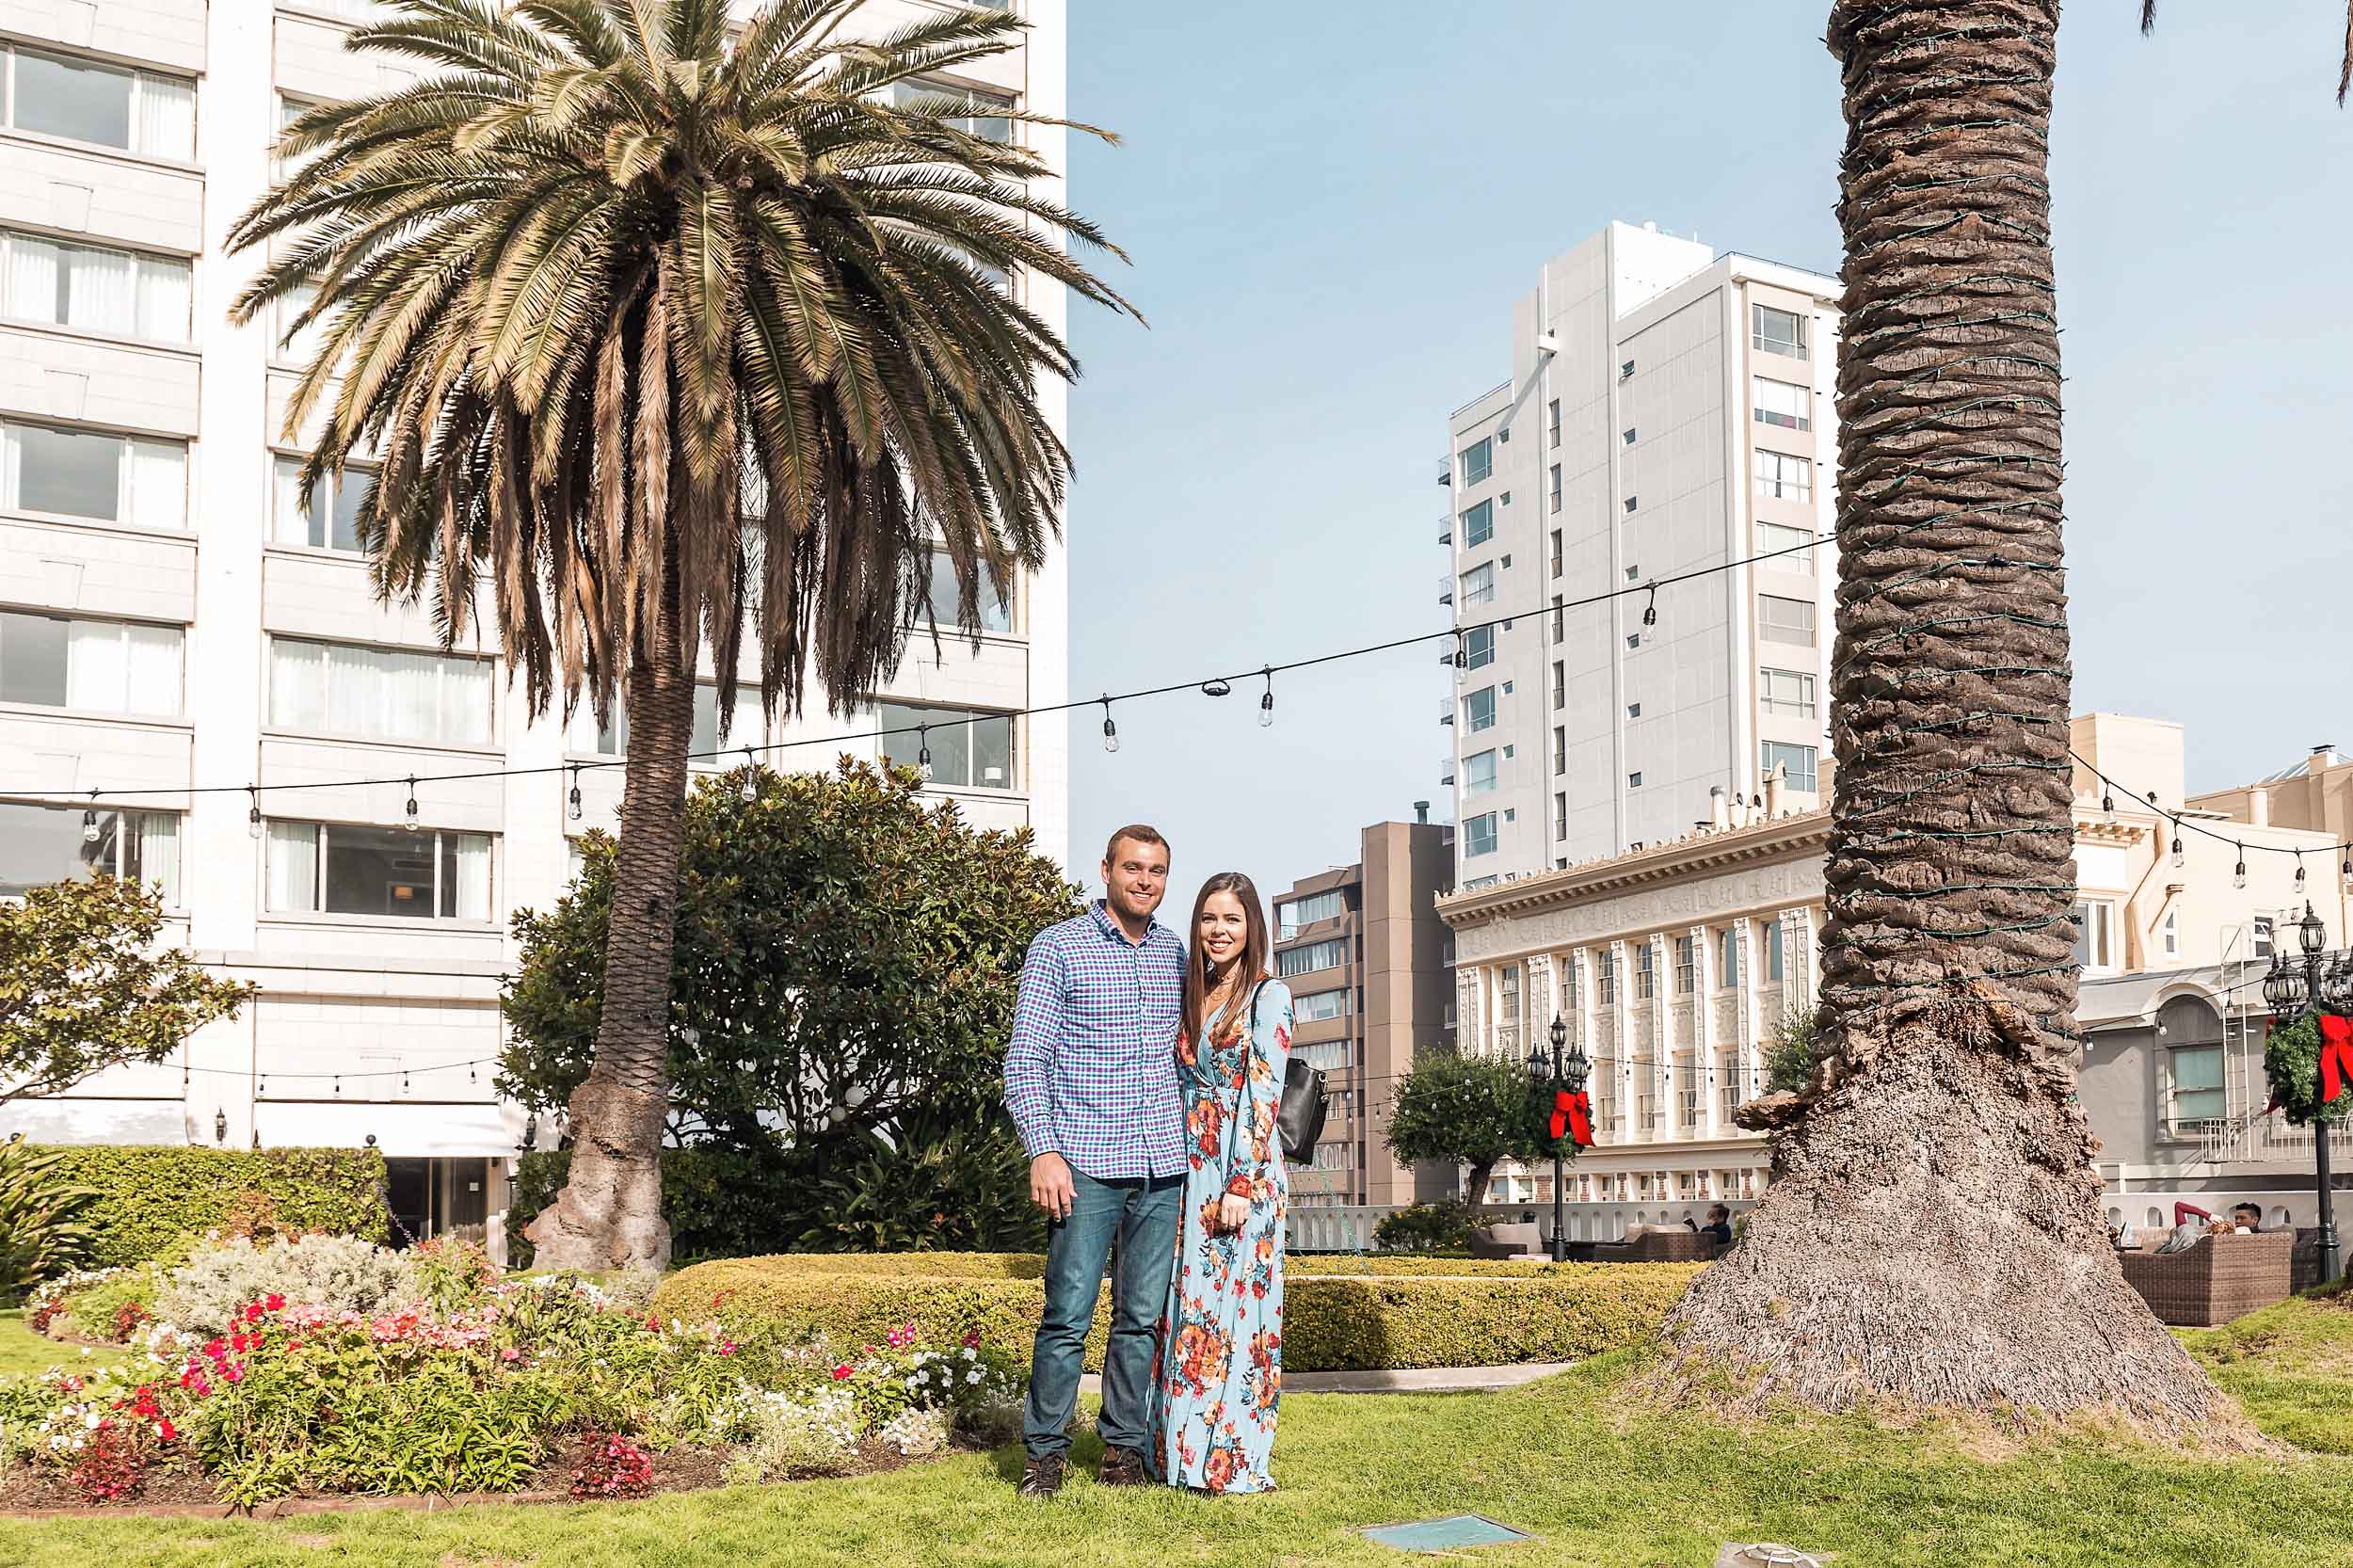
[2231,1203,2265,1233]
[1701,1204,1734,1246]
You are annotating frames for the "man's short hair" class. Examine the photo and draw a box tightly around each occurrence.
[2233,1203,2264,1223]
[1707,1204,1730,1221]
[1103,824,1169,868]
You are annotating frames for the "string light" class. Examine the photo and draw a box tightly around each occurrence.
[568,766,583,822]
[1641,586,1658,628]
[2234,845,2248,890]
[2170,821,2185,871]
[1100,696,1119,754]
[248,785,263,840]
[917,726,935,781]
[2101,789,2115,824]
[81,807,100,844]
[404,776,420,832]
[2295,853,2307,896]
[738,747,758,803]
[1259,667,1274,728]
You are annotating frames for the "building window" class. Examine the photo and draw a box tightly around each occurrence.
[1499,964,1521,1026]
[1,419,187,528]
[1759,594,1817,647]
[1549,530,1563,579]
[568,685,763,761]
[1720,927,1739,988]
[888,78,1014,142]
[1620,359,1635,380]
[0,801,180,904]
[1279,889,1348,937]
[1552,725,1565,775]
[1551,660,1565,711]
[274,280,326,366]
[2071,901,2115,973]
[882,702,1016,791]
[1465,686,1496,733]
[1761,741,1819,792]
[1623,495,1638,513]
[0,231,190,340]
[269,639,494,748]
[1754,450,1813,504]
[2253,917,2275,959]
[1279,936,1349,976]
[1637,945,1656,1000]
[1759,666,1817,718]
[1628,771,1643,788]
[919,549,1013,634]
[1554,791,1567,839]
[2163,909,2179,958]
[1462,812,1498,858]
[1753,304,1806,360]
[1463,750,1497,796]
[1674,935,1696,994]
[1753,376,1812,431]
[2167,1045,2226,1130]
[1598,951,1616,1004]
[1626,701,1641,718]
[1465,626,1495,671]
[2,45,195,159]
[266,821,493,921]
[1768,920,1786,982]
[0,610,182,716]
[1548,465,1562,514]
[1293,987,1348,1023]
[1458,438,1493,487]
[1461,562,1497,607]
[1460,499,1494,550]
[1547,399,1561,445]
[272,456,376,552]
[1758,521,1815,573]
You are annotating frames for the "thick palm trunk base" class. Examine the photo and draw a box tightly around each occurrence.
[523,1077,672,1272]
[1654,1004,2235,1440]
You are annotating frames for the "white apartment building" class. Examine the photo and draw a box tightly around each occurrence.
[1442,221,1840,883]
[0,0,1069,1260]
[1436,714,2351,1241]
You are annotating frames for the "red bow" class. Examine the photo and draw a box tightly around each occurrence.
[2322,1015,2353,1104]
[1549,1089,1594,1148]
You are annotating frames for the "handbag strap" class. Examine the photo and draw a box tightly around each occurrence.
[1225,980,1267,1176]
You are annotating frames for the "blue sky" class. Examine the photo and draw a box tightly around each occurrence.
[1056,1,2353,927]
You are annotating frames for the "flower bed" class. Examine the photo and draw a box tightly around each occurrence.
[657,1257,1699,1373]
[3,1240,1022,1512]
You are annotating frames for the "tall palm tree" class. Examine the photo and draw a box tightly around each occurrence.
[1657,0,2230,1432]
[228,0,1136,1271]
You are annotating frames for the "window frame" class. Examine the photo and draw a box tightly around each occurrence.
[1753,304,1807,360]
[1,43,197,162]
[267,636,496,750]
[1759,666,1817,719]
[1,416,188,530]
[1458,437,1494,487]
[264,818,496,925]
[1464,685,1497,733]
[1757,521,1816,574]
[1463,748,1498,796]
[2071,899,2116,974]
[1459,498,1494,550]
[879,699,1018,792]
[1277,889,1347,938]
[1753,376,1812,431]
[1760,741,1819,792]
[0,798,182,904]
[1758,593,1818,647]
[1459,561,1497,607]
[0,607,183,717]
[1277,936,1349,977]
[1464,625,1496,671]
[1754,449,1814,504]
[1462,811,1498,859]
[0,228,193,342]
[270,454,379,554]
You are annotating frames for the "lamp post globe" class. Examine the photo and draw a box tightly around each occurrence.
[2301,901,2329,957]
[2263,952,2306,1018]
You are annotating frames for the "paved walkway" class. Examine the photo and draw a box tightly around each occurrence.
[1078,1362,1573,1396]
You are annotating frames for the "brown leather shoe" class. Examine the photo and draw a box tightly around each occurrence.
[1018,1454,1065,1498]
[1096,1445,1149,1487]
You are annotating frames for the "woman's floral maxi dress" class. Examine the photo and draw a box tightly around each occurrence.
[1149,978,1290,1494]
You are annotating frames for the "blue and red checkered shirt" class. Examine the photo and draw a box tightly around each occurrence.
[1003,901,1188,1181]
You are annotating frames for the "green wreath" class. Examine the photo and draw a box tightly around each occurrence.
[2263,1013,2351,1128]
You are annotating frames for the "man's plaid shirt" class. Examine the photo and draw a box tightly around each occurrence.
[1002,901,1188,1180]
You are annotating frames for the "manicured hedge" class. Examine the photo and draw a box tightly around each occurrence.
[29,1145,388,1267]
[655,1250,1562,1281]
[654,1256,1699,1372]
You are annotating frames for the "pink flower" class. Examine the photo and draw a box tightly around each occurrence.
[831,1365,853,1381]
[719,1342,735,1356]
[501,1347,520,1363]
[222,1365,245,1384]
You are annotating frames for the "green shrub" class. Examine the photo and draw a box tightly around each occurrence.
[24,1146,387,1268]
[649,1250,1565,1282]
[157,1233,420,1336]
[0,1136,100,1302]
[655,1256,1698,1372]
[1373,1200,1477,1253]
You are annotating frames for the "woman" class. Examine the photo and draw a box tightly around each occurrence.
[1148,872,1289,1495]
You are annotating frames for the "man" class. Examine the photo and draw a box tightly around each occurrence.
[2232,1203,2266,1233]
[1003,824,1187,1499]
[1701,1204,1734,1247]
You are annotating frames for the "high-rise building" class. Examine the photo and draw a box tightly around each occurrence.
[1268,811,1455,1208]
[0,0,1069,1260]
[1442,221,1840,882]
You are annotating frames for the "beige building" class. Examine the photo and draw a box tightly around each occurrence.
[1270,814,1456,1208]
[1436,714,2345,1227]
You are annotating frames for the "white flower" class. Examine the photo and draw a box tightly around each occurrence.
[84,1411,103,1430]
[967,1368,984,1384]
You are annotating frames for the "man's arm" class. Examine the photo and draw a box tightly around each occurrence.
[1003,933,1068,1160]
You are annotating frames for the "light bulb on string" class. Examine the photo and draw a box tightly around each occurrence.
[738,747,758,803]
[2295,854,2307,896]
[1100,696,1119,755]
[568,767,584,822]
[2101,789,2115,824]
[917,726,935,782]
[1641,586,1658,628]
[248,785,263,840]
[404,776,421,832]
[2170,820,2185,871]
[82,807,100,844]
[1258,667,1274,728]
[2342,850,2351,895]
[2233,845,2248,890]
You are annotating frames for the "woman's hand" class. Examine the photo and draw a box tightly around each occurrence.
[1217,1194,1250,1235]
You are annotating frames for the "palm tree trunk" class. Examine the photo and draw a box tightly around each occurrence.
[1656,0,2224,1433]
[522,616,694,1274]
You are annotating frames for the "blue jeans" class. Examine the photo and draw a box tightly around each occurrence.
[1022,1167,1181,1460]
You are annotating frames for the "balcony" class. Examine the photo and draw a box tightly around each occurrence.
[1439,755,1455,787]
[1438,520,1453,546]
[1437,574,1454,607]
[1436,459,1451,487]
[1438,698,1454,727]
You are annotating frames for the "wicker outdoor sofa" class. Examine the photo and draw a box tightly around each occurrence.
[2117,1230,2295,1327]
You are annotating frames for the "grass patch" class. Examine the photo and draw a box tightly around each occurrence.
[0,1310,124,1382]
[5,1297,2352,1565]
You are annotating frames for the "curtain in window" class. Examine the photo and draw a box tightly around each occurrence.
[126,438,184,528]
[272,456,312,544]
[125,624,180,714]
[134,74,196,160]
[0,424,18,512]
[65,621,124,711]
[442,656,491,745]
[451,833,491,920]
[135,256,189,338]
[383,649,439,741]
[324,643,383,734]
[65,244,133,334]
[269,641,326,730]
[266,821,318,911]
[6,235,59,323]
[135,811,180,904]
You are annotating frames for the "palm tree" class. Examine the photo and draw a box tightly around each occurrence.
[227,0,1136,1272]
[1656,0,2235,1432]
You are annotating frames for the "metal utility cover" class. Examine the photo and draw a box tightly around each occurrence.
[1363,1514,1537,1553]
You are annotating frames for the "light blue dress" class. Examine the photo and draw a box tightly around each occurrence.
[1148,978,1290,1493]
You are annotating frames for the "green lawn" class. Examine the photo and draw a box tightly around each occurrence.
[0,1309,124,1381]
[3,1298,2351,1567]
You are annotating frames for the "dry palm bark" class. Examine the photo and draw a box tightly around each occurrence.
[1657,0,2220,1432]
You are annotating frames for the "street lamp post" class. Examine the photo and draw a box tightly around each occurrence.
[1544,1014,1592,1264]
[2259,901,2345,1285]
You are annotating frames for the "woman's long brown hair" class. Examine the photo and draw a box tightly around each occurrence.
[1182,872,1271,1047]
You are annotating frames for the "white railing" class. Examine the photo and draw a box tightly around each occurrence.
[2197,1108,2353,1165]
[1287,1200,1758,1255]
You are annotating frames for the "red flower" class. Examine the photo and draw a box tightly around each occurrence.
[264,1292,285,1311]
[832,1364,854,1381]
[243,1302,265,1323]
[155,1418,177,1443]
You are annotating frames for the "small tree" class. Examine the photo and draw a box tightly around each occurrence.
[2261,1015,2351,1130]
[1,878,252,1103]
[1763,1007,1817,1096]
[1384,1052,1553,1209]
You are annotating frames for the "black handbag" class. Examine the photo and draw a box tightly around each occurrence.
[1248,983,1329,1164]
